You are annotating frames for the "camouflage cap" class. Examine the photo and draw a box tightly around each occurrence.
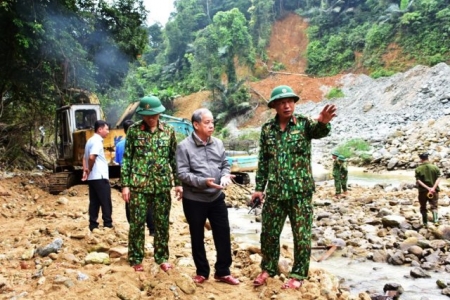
[268,85,300,108]
[136,95,165,116]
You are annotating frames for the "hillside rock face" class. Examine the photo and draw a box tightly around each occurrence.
[300,63,450,175]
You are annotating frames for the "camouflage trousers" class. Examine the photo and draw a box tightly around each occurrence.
[260,191,313,280]
[334,174,348,195]
[128,191,171,266]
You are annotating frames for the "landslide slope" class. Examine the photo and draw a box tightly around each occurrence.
[173,13,344,127]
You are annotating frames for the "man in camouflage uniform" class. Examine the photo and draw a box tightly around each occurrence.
[121,96,183,272]
[415,152,441,226]
[251,85,336,289]
[332,152,348,198]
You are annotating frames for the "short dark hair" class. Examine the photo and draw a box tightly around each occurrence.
[123,119,134,134]
[94,120,109,132]
[419,152,429,160]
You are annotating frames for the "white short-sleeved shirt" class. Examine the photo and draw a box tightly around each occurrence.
[84,133,109,180]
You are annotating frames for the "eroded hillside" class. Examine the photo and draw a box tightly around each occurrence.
[173,13,344,127]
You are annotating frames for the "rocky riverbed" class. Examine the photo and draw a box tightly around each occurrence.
[1,171,450,299]
[296,63,450,177]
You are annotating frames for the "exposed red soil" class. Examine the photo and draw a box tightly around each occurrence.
[174,13,344,126]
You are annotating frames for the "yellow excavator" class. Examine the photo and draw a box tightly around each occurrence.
[49,89,126,194]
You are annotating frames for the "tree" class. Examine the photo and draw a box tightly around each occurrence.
[0,0,148,168]
[165,0,208,63]
[191,8,255,123]
[249,0,275,57]
[143,23,164,64]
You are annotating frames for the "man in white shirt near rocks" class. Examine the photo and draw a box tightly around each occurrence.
[82,120,112,231]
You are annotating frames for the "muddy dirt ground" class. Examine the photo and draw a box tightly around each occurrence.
[0,173,359,300]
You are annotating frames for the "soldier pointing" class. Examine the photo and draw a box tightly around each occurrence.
[251,85,336,289]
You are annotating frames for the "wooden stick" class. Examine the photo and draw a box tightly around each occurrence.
[316,245,337,262]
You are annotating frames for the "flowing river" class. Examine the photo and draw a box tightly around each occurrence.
[228,167,450,299]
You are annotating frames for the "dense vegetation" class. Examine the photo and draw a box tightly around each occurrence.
[0,0,449,168]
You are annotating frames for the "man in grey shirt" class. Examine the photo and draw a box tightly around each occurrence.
[176,108,239,285]
[83,120,112,231]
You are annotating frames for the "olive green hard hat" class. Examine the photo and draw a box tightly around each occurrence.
[268,85,300,108]
[136,96,165,116]
[331,151,339,156]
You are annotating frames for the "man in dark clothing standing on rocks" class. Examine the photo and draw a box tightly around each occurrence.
[82,120,112,231]
[415,152,441,226]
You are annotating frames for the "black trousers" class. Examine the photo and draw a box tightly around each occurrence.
[125,202,155,234]
[182,193,232,278]
[88,179,112,230]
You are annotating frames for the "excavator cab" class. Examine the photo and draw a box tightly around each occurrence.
[55,104,102,164]
[76,109,98,130]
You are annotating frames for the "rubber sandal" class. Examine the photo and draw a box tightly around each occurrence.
[160,262,173,272]
[281,278,303,289]
[192,275,207,284]
[213,274,240,285]
[253,271,269,287]
[132,264,144,272]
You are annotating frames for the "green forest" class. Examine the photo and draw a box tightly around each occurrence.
[1,0,449,168]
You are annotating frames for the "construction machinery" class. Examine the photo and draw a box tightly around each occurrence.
[49,89,126,194]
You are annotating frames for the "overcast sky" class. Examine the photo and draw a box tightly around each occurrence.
[143,1,175,25]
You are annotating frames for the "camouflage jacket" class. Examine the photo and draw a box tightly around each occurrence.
[332,160,348,178]
[255,114,331,200]
[121,120,180,194]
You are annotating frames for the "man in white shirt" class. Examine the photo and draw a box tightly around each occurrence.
[83,120,112,231]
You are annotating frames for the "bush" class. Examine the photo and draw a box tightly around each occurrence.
[370,69,396,79]
[326,88,344,99]
[272,61,286,71]
[345,138,371,151]
[220,128,230,139]
[359,153,372,164]
[335,138,371,163]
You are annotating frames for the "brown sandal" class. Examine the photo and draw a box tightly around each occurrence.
[281,278,303,289]
[253,271,269,287]
[132,264,144,272]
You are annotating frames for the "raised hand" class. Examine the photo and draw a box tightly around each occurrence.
[317,104,337,124]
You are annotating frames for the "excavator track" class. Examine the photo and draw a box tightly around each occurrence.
[48,172,77,194]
